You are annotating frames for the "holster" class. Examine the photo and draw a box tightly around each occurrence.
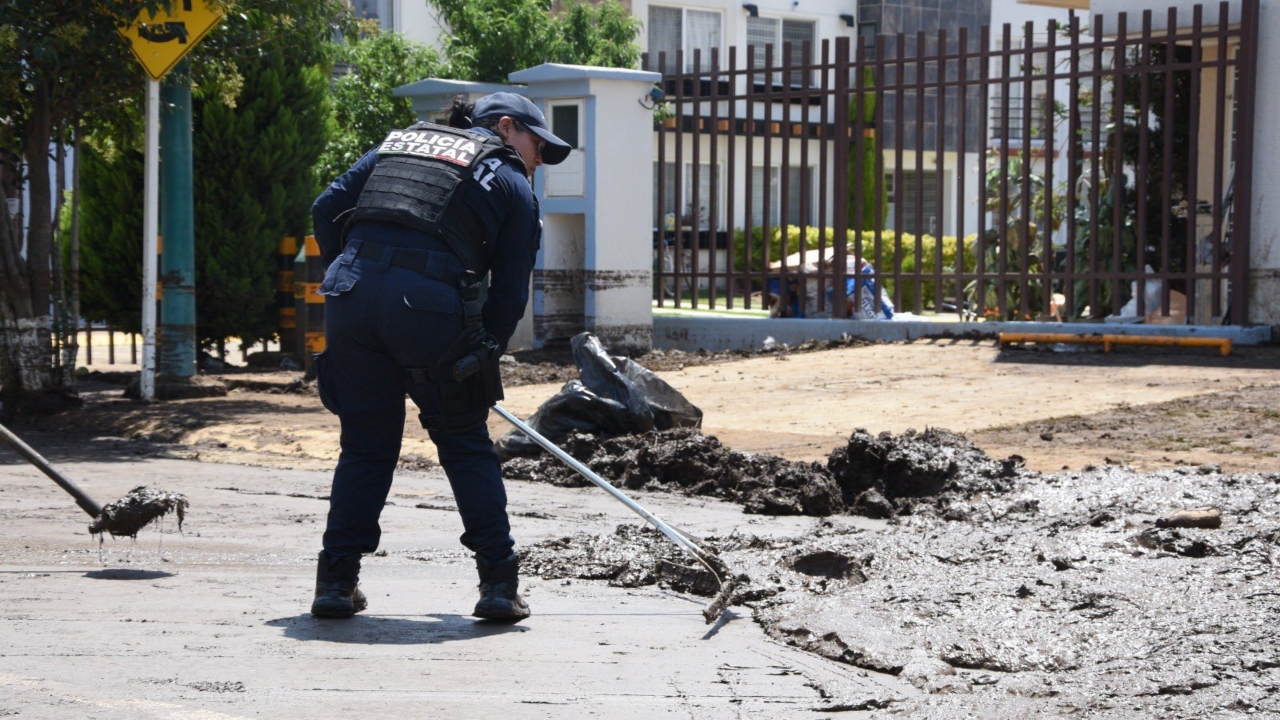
[405,273,504,433]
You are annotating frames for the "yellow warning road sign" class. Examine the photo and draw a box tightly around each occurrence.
[118,0,225,81]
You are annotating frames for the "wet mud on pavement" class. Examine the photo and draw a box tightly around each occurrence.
[516,428,1280,716]
[87,485,189,539]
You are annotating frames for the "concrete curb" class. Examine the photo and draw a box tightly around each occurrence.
[653,316,1273,352]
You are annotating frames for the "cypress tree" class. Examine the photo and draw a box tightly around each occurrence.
[192,53,331,348]
[77,140,145,332]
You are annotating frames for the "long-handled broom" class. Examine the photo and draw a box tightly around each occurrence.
[0,422,188,538]
[493,404,747,624]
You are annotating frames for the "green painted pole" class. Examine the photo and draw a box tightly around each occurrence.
[159,61,196,379]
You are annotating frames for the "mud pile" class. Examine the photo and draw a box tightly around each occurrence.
[827,428,1025,517]
[88,485,189,538]
[502,428,843,516]
[521,524,722,596]
[504,426,1026,519]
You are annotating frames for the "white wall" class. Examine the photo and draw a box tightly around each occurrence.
[1247,0,1279,325]
[395,0,445,50]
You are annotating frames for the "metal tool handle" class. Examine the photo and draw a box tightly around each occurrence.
[493,404,720,578]
[0,422,102,518]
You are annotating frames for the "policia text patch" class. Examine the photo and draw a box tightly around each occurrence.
[377,129,481,167]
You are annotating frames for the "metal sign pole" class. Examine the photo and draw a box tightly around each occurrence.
[141,77,159,402]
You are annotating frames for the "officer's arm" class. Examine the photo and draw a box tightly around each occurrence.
[483,167,540,355]
[312,147,379,267]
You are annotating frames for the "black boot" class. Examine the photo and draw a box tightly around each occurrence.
[473,552,531,621]
[311,551,368,619]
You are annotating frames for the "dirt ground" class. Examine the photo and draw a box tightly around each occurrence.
[5,337,1280,717]
[37,338,1280,475]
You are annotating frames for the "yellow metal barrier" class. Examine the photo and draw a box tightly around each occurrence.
[999,332,1232,356]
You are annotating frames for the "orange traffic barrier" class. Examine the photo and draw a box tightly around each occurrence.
[999,332,1231,356]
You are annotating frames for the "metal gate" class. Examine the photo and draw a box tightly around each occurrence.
[645,0,1257,324]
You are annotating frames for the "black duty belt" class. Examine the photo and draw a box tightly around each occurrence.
[354,240,461,286]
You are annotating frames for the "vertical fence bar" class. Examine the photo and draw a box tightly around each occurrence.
[1090,13,1104,318]
[873,37,887,317]
[998,22,1013,319]
[1065,15,1081,320]
[852,36,867,317]
[1042,20,1058,319]
[650,52,666,308]
[84,326,92,365]
[709,47,721,310]
[108,326,115,364]
[779,42,793,314]
[799,40,814,316]
[1018,21,1034,320]
[744,46,756,308]
[934,28,947,313]
[1184,6,1203,318]
[691,48,703,309]
[833,36,851,318]
[977,23,991,320]
[1135,11,1153,318]
[674,49,687,307]
[914,31,926,314]
[818,39,831,314]
[1159,7,1177,317]
[956,26,969,317]
[1231,0,1259,324]
[1210,4,1228,320]
[726,46,739,309]
[762,44,775,312]
[131,333,137,364]
[894,32,906,311]
[1111,14,1128,317]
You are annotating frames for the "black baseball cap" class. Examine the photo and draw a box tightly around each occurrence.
[473,92,572,165]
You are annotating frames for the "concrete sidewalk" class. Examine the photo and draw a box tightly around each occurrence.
[0,450,910,718]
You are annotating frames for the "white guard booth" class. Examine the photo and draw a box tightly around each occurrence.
[395,65,661,355]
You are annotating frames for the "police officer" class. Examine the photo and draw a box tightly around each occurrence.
[308,92,570,621]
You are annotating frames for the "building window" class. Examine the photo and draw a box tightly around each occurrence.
[655,162,722,230]
[546,100,584,197]
[885,171,940,236]
[648,6,722,72]
[351,0,395,31]
[990,91,1049,142]
[745,17,815,85]
[751,166,813,228]
[551,104,580,150]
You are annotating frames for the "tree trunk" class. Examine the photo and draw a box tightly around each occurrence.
[66,132,82,378]
[0,78,76,418]
[51,122,70,386]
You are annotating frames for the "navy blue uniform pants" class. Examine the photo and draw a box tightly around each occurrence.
[315,247,513,563]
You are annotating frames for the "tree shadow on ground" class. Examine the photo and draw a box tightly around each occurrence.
[266,613,529,645]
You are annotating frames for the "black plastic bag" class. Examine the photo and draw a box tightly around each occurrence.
[495,333,702,458]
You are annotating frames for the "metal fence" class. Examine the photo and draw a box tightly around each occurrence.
[73,324,278,368]
[644,0,1257,324]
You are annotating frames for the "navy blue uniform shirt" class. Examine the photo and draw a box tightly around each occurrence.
[311,127,541,353]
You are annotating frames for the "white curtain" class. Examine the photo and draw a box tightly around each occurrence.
[647,6,682,72]
[685,10,721,72]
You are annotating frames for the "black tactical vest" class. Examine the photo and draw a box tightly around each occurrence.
[348,122,518,274]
